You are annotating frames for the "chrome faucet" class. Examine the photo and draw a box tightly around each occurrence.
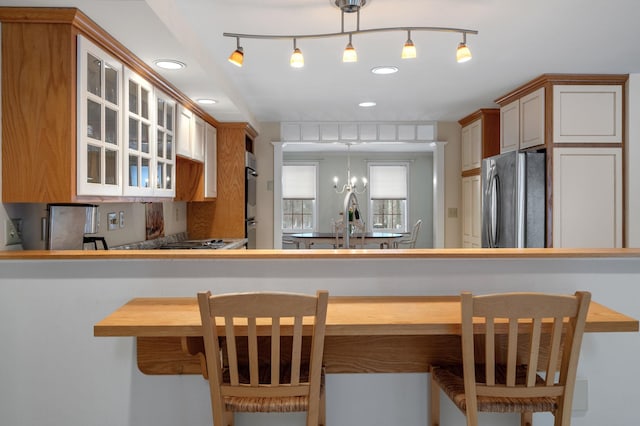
[343,190,359,249]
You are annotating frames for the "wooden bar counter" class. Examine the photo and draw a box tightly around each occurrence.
[95,295,638,375]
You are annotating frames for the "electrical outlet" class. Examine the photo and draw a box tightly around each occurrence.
[119,211,125,228]
[5,218,23,246]
[107,212,118,231]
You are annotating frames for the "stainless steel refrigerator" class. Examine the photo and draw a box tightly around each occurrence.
[481,151,546,248]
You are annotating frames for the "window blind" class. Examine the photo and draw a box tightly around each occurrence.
[282,164,316,199]
[369,165,407,199]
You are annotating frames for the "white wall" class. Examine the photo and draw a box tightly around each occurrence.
[0,255,638,426]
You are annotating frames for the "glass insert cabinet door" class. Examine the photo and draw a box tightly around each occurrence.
[123,69,154,196]
[77,35,124,196]
[154,92,176,196]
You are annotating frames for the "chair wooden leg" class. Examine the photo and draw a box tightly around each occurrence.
[521,411,532,426]
[224,410,234,426]
[429,373,440,426]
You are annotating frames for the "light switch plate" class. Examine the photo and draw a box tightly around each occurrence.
[119,211,125,228]
[107,212,118,231]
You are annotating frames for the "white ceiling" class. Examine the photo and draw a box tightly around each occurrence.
[3,0,640,132]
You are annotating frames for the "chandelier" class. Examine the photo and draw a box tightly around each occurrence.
[334,143,367,195]
[225,0,477,68]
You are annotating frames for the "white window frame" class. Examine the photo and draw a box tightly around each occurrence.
[368,162,410,233]
[281,162,318,233]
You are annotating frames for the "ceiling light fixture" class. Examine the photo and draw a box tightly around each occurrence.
[333,143,367,194]
[224,0,477,67]
[358,101,376,107]
[154,59,186,70]
[228,37,244,67]
[197,99,218,105]
[371,66,398,75]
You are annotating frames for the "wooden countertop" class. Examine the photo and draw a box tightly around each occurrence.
[94,295,639,338]
[5,248,640,260]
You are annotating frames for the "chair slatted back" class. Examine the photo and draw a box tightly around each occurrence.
[198,290,328,400]
[461,291,590,410]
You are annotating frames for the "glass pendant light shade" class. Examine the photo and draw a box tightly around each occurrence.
[401,31,417,59]
[343,42,357,62]
[290,47,304,68]
[228,47,244,67]
[402,40,417,59]
[456,42,472,63]
[343,34,357,63]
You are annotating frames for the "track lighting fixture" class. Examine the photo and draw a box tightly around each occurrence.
[228,37,244,67]
[224,0,477,68]
[456,33,472,63]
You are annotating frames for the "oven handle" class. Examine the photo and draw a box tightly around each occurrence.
[246,168,258,177]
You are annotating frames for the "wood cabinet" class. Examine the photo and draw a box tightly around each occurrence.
[552,147,622,248]
[458,109,499,248]
[187,124,256,240]
[0,7,218,203]
[499,87,544,153]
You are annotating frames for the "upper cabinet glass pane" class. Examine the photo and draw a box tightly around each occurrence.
[105,107,118,145]
[157,99,165,127]
[87,53,101,97]
[157,130,165,158]
[87,100,102,140]
[141,87,149,119]
[129,80,138,114]
[166,104,174,131]
[105,66,118,105]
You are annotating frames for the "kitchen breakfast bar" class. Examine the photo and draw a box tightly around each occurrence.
[1,248,640,426]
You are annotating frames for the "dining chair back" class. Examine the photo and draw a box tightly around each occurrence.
[430,290,591,426]
[394,219,422,248]
[198,290,329,426]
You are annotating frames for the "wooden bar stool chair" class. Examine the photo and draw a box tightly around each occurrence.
[198,290,329,426]
[430,291,591,426]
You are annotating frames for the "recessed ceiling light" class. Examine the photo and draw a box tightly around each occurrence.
[359,101,377,107]
[371,66,398,75]
[197,99,218,105]
[154,59,186,70]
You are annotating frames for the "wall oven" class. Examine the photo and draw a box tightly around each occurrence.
[245,152,258,249]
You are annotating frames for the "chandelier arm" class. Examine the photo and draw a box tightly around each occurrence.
[223,26,478,41]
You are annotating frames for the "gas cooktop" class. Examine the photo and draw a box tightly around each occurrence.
[158,239,227,250]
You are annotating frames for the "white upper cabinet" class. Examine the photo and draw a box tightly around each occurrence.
[461,119,482,171]
[154,91,176,197]
[520,87,545,149]
[500,87,544,152]
[176,104,205,162]
[553,85,623,143]
[123,69,154,196]
[77,35,124,196]
[500,99,519,153]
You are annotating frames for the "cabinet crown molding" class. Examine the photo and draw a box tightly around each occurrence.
[494,73,628,107]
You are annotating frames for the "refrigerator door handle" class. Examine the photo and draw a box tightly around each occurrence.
[485,168,500,248]
[493,174,501,247]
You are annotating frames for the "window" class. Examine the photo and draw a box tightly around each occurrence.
[369,163,408,232]
[282,163,317,232]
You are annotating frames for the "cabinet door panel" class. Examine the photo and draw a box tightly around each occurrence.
[500,100,519,153]
[553,85,622,143]
[77,35,123,196]
[552,147,622,248]
[520,87,545,149]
